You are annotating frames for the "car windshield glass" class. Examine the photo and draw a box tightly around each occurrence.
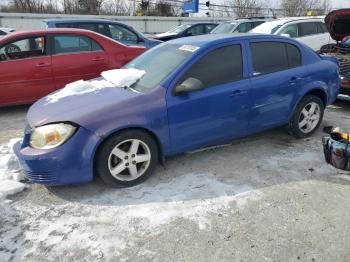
[167,24,191,33]
[124,43,196,92]
[211,22,238,34]
[250,20,284,34]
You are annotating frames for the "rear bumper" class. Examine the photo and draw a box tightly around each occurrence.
[14,126,100,186]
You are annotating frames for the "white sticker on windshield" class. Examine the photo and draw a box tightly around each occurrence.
[179,45,200,52]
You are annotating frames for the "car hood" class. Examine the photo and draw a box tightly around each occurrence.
[325,9,350,41]
[27,86,139,128]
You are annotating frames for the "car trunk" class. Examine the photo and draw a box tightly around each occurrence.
[321,9,350,94]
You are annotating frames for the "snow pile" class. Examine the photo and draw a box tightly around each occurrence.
[0,139,25,199]
[46,68,145,103]
[101,68,145,87]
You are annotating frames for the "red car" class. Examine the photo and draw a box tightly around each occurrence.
[0,28,145,106]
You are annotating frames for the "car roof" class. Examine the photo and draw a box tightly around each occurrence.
[168,33,292,47]
[267,16,324,24]
[0,28,101,41]
[45,18,128,25]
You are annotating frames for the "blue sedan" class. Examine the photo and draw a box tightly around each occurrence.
[45,18,162,49]
[14,34,340,187]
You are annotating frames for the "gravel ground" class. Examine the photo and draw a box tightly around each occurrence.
[1,100,350,262]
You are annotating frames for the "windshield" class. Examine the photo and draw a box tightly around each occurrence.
[250,20,284,34]
[167,24,191,34]
[211,22,238,34]
[124,43,197,92]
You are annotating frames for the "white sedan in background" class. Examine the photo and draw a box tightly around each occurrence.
[250,17,335,51]
[0,27,15,38]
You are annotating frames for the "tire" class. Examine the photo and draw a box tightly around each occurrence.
[287,95,324,138]
[95,130,159,187]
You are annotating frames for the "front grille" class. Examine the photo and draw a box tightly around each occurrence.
[26,171,58,183]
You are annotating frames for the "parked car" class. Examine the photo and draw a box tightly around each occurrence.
[14,34,340,187]
[0,28,145,106]
[45,19,162,49]
[0,27,15,38]
[250,17,335,51]
[210,18,271,34]
[319,9,350,96]
[153,23,218,41]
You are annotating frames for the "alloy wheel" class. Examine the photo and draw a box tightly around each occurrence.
[298,102,321,134]
[107,139,151,181]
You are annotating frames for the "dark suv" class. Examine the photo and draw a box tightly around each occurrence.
[45,19,162,49]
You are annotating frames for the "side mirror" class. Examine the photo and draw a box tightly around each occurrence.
[281,33,291,38]
[173,77,204,95]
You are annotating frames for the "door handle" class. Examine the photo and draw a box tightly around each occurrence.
[92,57,105,61]
[36,62,50,67]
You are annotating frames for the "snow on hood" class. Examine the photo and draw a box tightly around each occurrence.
[155,32,177,38]
[0,138,25,199]
[45,68,145,104]
[325,9,350,41]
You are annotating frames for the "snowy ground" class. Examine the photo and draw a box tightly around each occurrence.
[0,100,350,261]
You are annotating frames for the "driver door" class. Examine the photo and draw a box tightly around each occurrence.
[166,43,252,153]
[0,35,54,106]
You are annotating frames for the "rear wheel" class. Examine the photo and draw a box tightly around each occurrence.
[95,130,158,187]
[288,95,324,138]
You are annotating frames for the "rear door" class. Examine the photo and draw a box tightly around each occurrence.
[298,22,328,50]
[248,41,306,131]
[0,35,54,105]
[51,34,109,89]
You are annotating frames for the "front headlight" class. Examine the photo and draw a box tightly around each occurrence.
[30,123,77,149]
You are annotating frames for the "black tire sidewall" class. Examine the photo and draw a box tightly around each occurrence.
[95,130,159,187]
[288,95,324,138]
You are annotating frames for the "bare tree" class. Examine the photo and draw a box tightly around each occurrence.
[281,0,331,17]
[224,0,263,18]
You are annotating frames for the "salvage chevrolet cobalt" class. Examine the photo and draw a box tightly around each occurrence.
[14,34,340,187]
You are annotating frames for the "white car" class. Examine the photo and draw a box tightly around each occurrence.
[250,17,335,51]
[0,27,15,37]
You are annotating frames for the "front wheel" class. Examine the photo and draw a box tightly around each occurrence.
[288,95,324,138]
[95,130,159,187]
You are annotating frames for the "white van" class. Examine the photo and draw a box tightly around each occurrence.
[250,17,335,51]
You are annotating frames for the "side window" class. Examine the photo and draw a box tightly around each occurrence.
[53,35,102,54]
[299,22,319,37]
[108,24,138,43]
[187,25,204,36]
[0,30,6,36]
[279,24,299,38]
[76,23,97,32]
[286,43,302,68]
[250,42,289,75]
[0,36,46,61]
[204,24,216,33]
[238,22,253,33]
[316,22,327,33]
[253,21,264,28]
[178,45,243,89]
[56,23,74,28]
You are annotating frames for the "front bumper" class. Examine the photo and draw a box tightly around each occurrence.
[14,125,100,186]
